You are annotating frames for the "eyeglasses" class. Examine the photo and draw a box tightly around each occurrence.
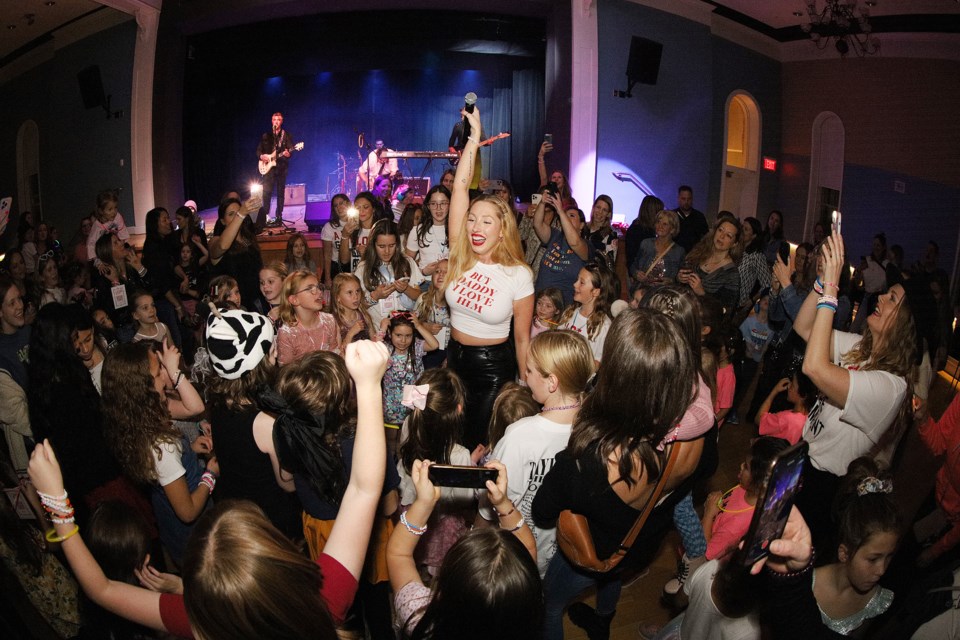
[38,251,55,262]
[428,201,449,209]
[296,284,321,295]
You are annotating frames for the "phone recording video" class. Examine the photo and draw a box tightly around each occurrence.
[740,441,808,567]
[428,464,498,489]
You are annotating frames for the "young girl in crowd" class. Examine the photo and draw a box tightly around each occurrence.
[382,314,439,457]
[131,292,172,347]
[330,272,376,344]
[101,341,209,566]
[701,436,790,562]
[284,232,319,278]
[207,274,241,308]
[276,270,340,366]
[174,241,206,316]
[28,339,391,639]
[414,257,450,369]
[388,459,541,638]
[265,350,400,639]
[86,190,130,266]
[812,458,900,635]
[531,287,563,339]
[257,261,287,326]
[712,329,737,426]
[36,253,66,308]
[92,233,152,343]
[322,193,350,287]
[557,261,616,363]
[64,261,93,308]
[396,368,474,576]
[19,226,38,275]
[757,371,816,445]
[339,191,378,273]
[356,220,424,328]
[486,382,540,455]
[404,185,450,284]
[480,330,595,576]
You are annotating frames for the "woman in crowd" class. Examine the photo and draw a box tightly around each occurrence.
[174,205,207,256]
[27,339,391,639]
[677,217,742,311]
[631,209,685,286]
[68,214,95,263]
[321,193,351,288]
[537,140,573,202]
[737,216,770,307]
[585,195,617,267]
[209,196,264,313]
[91,233,153,343]
[142,207,185,348]
[533,193,591,306]
[338,191,379,273]
[356,220,424,328]
[532,309,707,639]
[445,104,534,450]
[762,209,787,266]
[793,229,933,547]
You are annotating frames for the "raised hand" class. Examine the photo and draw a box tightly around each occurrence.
[344,340,390,386]
[28,440,65,497]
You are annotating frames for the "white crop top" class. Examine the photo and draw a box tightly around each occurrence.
[445,262,534,339]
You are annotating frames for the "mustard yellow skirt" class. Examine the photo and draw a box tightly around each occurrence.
[303,512,394,584]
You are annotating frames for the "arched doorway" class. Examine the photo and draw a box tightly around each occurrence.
[805,112,845,240]
[719,92,761,219]
[16,120,42,220]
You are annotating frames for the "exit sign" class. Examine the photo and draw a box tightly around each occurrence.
[763,157,777,171]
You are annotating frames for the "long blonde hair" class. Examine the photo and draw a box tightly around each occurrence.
[279,270,320,326]
[686,218,744,267]
[446,195,529,291]
[331,273,374,337]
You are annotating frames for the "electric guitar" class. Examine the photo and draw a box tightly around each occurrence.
[448,132,511,166]
[258,142,305,175]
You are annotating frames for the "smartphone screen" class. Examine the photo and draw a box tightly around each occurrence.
[544,133,553,144]
[428,465,498,489]
[831,210,841,235]
[739,441,808,566]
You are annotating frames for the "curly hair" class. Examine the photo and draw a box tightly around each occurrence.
[101,342,181,484]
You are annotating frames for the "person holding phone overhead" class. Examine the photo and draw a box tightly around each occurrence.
[444,102,534,451]
[792,227,936,548]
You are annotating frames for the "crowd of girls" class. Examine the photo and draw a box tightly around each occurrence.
[2,103,956,640]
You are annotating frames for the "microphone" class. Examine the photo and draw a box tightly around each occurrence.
[461,92,477,147]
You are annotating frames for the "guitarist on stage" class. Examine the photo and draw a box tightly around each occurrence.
[256,112,295,231]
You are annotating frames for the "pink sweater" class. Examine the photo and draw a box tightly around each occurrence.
[276,312,341,365]
[758,410,807,445]
[706,485,754,560]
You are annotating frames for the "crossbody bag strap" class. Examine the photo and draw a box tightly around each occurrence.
[643,242,675,277]
[615,441,682,554]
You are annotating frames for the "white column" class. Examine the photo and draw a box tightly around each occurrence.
[570,0,599,209]
[99,0,161,233]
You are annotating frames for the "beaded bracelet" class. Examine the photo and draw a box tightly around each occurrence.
[174,371,184,388]
[766,549,815,580]
[493,505,516,518]
[50,514,76,525]
[822,281,839,291]
[818,294,838,306]
[813,277,824,295]
[200,471,217,493]
[400,511,428,536]
[46,525,80,543]
[501,515,526,533]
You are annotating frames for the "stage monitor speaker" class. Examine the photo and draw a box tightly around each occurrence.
[78,65,106,109]
[396,177,431,198]
[626,37,663,86]
[285,183,306,205]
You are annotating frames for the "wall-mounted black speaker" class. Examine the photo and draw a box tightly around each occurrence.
[77,65,106,109]
[626,37,663,86]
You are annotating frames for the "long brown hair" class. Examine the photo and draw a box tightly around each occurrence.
[557,260,618,341]
[399,368,466,474]
[360,219,411,291]
[101,342,181,484]
[569,309,696,487]
[183,501,337,640]
[685,218,744,267]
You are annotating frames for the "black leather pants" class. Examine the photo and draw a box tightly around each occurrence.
[446,338,517,450]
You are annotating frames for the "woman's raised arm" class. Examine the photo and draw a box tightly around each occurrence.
[448,107,483,248]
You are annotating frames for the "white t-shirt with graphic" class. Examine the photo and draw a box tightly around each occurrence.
[478,414,572,576]
[405,224,448,270]
[560,309,611,362]
[445,262,534,340]
[320,222,344,255]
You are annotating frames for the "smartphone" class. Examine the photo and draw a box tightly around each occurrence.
[778,241,791,264]
[739,440,808,567]
[346,206,359,220]
[483,179,505,194]
[250,183,263,196]
[544,133,553,145]
[531,193,543,206]
[831,210,841,235]
[428,464,498,489]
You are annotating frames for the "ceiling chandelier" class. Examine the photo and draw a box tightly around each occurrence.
[800,1,880,57]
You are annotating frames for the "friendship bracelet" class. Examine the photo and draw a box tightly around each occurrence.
[174,371,184,388]
[37,490,67,502]
[467,136,480,144]
[400,511,428,536]
[822,281,839,291]
[50,515,76,525]
[200,471,217,493]
[818,295,838,306]
[46,525,80,543]
[816,303,838,312]
[501,515,526,533]
[493,505,516,518]
[814,277,824,295]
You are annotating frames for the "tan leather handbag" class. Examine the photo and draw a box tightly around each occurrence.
[556,443,681,573]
